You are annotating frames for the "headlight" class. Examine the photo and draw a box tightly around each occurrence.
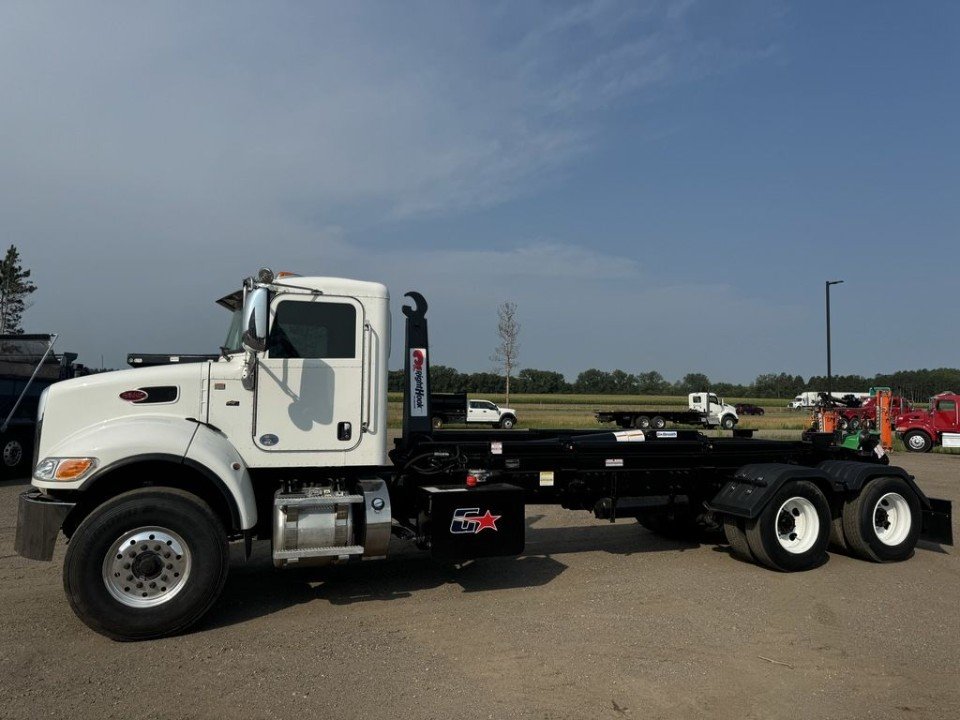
[34,457,98,482]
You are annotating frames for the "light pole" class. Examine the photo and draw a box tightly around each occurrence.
[825,280,844,399]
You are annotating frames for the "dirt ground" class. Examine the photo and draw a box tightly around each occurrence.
[1,452,957,720]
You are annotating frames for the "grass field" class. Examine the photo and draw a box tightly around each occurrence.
[386,393,959,454]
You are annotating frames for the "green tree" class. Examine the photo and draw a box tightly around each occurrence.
[0,245,36,334]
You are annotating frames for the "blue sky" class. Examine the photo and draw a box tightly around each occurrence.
[4,1,957,382]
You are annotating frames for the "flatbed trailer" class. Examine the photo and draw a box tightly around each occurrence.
[596,408,721,429]
[14,275,954,641]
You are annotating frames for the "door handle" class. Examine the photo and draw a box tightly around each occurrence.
[338,421,352,441]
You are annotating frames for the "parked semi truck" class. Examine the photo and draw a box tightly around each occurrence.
[14,269,953,641]
[789,391,869,409]
[595,393,739,430]
[837,395,913,432]
[429,393,518,429]
[896,392,960,453]
[0,334,86,478]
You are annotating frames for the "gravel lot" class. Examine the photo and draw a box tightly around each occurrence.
[1,452,957,720]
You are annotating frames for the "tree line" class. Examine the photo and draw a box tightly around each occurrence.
[389,366,960,401]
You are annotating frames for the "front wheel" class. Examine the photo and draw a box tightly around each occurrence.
[841,476,921,562]
[903,430,932,453]
[744,480,830,571]
[720,415,737,430]
[500,416,516,430]
[64,487,229,641]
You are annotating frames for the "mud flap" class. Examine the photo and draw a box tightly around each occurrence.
[921,498,953,546]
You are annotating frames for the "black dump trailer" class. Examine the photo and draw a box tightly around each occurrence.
[390,293,952,573]
[0,334,86,478]
[429,392,468,427]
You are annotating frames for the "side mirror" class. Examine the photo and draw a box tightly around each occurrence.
[241,287,268,353]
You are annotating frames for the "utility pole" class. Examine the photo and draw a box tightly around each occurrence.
[825,280,844,399]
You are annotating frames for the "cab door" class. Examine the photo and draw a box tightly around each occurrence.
[932,397,958,432]
[254,294,365,458]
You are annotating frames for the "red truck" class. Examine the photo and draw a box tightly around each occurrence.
[837,395,912,431]
[895,392,960,452]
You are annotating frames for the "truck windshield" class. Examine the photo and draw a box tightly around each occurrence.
[223,309,244,353]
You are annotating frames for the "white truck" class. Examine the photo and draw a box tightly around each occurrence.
[429,393,518,429]
[788,391,870,409]
[13,269,953,641]
[595,392,739,430]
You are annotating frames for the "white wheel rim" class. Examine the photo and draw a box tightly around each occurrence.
[775,497,820,554]
[102,526,192,608]
[873,492,912,546]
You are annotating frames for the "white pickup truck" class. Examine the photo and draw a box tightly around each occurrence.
[430,393,518,429]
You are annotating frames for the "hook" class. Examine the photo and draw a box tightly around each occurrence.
[402,291,428,319]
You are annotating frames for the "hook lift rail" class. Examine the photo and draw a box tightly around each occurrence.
[14,272,953,640]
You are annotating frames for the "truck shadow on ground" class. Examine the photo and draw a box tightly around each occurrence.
[201,520,702,633]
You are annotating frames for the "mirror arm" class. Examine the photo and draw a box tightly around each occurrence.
[241,349,257,391]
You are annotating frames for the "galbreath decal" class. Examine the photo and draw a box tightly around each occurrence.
[449,508,501,534]
[410,347,428,417]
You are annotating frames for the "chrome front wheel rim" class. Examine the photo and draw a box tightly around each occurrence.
[102,526,192,608]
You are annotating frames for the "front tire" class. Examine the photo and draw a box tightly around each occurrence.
[720,415,737,430]
[903,430,932,453]
[64,487,229,641]
[500,416,516,430]
[841,477,921,562]
[744,481,830,571]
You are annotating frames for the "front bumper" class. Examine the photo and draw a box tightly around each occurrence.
[14,490,75,561]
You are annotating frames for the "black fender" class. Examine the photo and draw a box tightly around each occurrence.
[816,460,930,510]
[706,463,830,520]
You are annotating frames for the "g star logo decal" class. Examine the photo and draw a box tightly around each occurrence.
[449,508,501,534]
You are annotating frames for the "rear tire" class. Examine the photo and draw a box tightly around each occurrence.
[64,487,229,641]
[837,417,849,431]
[635,416,651,429]
[723,517,754,562]
[841,477,920,562]
[651,416,666,429]
[848,417,861,431]
[745,480,830,572]
[903,430,932,453]
[431,416,444,429]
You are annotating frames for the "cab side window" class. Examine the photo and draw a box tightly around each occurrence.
[938,400,956,412]
[268,301,357,359]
